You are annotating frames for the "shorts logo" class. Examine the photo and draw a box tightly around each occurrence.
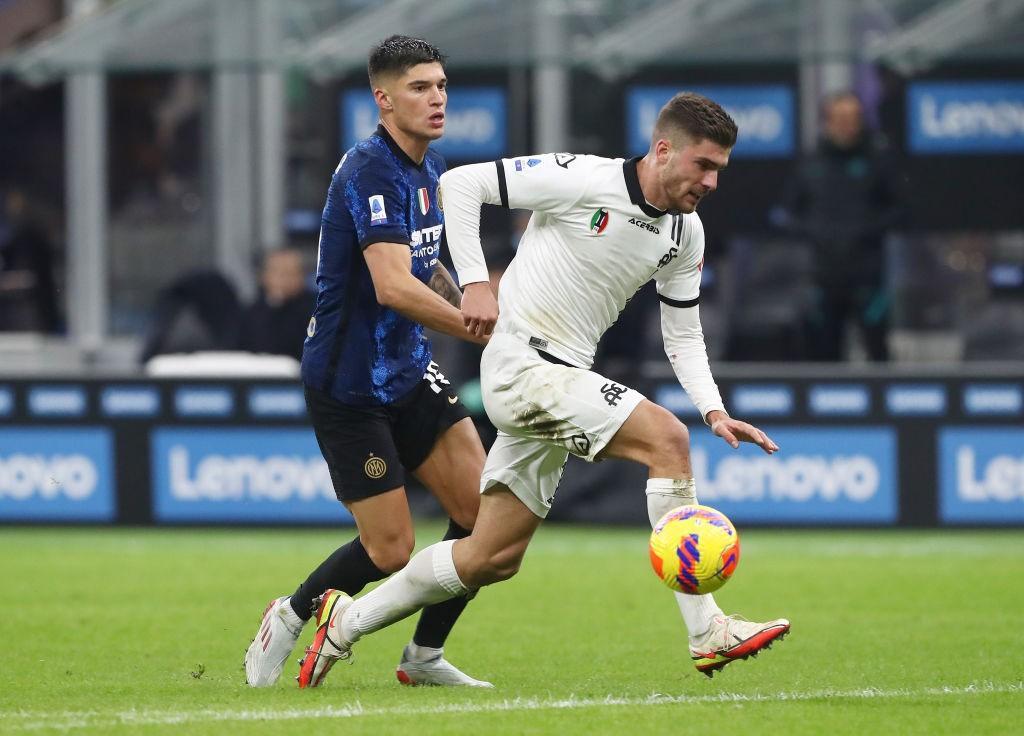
[417,187,430,216]
[554,153,576,168]
[364,453,387,479]
[369,195,388,226]
[601,382,628,407]
[424,361,451,395]
[570,433,592,457]
[590,208,609,235]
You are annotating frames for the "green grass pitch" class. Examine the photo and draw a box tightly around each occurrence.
[1,525,1021,735]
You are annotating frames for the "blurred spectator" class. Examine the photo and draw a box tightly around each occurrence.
[772,91,904,361]
[239,247,316,361]
[139,269,242,363]
[0,186,60,332]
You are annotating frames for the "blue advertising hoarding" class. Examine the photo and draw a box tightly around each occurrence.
[690,427,898,523]
[341,88,507,160]
[626,85,795,158]
[939,428,1024,524]
[908,81,1024,153]
[0,428,115,521]
[151,428,352,523]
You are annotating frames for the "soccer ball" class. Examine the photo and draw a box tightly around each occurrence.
[649,505,740,595]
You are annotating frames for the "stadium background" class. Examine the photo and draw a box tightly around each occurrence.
[0,0,1023,529]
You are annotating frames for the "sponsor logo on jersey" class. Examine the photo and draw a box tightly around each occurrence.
[529,336,549,350]
[527,157,543,167]
[369,194,388,225]
[514,159,523,171]
[590,208,609,235]
[364,453,387,479]
[628,216,660,235]
[554,153,576,168]
[657,246,679,268]
[417,187,430,216]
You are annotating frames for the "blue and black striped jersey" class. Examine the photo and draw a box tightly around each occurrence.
[301,125,446,406]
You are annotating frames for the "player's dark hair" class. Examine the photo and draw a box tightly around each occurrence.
[654,92,738,149]
[367,35,446,86]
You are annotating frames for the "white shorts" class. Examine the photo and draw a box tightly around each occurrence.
[479,330,645,518]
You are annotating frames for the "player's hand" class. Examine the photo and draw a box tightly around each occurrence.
[707,412,779,455]
[461,282,498,339]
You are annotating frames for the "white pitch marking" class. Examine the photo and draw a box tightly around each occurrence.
[2,682,1020,732]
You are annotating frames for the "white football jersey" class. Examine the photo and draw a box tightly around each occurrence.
[444,153,702,366]
[440,152,726,420]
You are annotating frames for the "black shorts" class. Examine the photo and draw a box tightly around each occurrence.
[304,361,471,503]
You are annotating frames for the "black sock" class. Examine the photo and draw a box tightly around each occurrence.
[412,520,474,649]
[289,536,387,621]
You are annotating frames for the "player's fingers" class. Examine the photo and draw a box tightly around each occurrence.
[719,429,739,449]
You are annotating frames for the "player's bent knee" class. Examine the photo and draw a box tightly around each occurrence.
[475,548,523,586]
[363,536,415,574]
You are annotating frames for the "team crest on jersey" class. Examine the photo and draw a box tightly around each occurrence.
[589,208,609,235]
[417,187,431,216]
[369,194,388,225]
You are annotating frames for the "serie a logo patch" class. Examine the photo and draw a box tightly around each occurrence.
[369,194,388,226]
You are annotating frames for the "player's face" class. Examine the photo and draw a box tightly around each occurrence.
[379,62,447,142]
[657,137,731,214]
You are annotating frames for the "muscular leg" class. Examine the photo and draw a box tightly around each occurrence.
[599,399,723,638]
[340,485,542,645]
[289,488,414,620]
[408,417,484,649]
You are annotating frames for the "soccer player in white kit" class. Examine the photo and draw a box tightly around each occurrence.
[299,92,790,685]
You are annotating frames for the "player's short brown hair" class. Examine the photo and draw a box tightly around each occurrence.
[654,92,738,149]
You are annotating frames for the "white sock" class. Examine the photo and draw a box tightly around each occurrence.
[341,540,467,644]
[646,477,723,639]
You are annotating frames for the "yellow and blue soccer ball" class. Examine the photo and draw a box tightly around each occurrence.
[649,505,740,595]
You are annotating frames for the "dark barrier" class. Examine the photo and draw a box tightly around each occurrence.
[0,371,1021,526]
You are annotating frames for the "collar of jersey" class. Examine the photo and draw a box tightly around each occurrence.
[375,124,425,171]
[622,156,668,219]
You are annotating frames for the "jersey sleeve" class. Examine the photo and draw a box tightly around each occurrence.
[338,155,411,250]
[496,153,591,215]
[654,213,705,305]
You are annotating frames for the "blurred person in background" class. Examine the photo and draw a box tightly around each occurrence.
[0,186,60,333]
[239,247,316,361]
[772,91,903,361]
[138,269,242,362]
[245,35,492,691]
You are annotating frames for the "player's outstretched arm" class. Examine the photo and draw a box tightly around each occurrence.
[364,242,486,345]
[706,410,779,454]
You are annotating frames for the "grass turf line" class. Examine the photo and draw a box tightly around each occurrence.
[1,526,1021,735]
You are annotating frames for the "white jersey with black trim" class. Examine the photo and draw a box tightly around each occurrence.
[439,152,726,419]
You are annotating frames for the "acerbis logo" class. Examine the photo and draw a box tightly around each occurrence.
[628,217,659,235]
[168,446,334,501]
[0,454,98,500]
[692,448,880,503]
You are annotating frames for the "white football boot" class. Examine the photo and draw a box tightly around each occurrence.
[689,614,790,677]
[244,596,306,687]
[396,645,494,688]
